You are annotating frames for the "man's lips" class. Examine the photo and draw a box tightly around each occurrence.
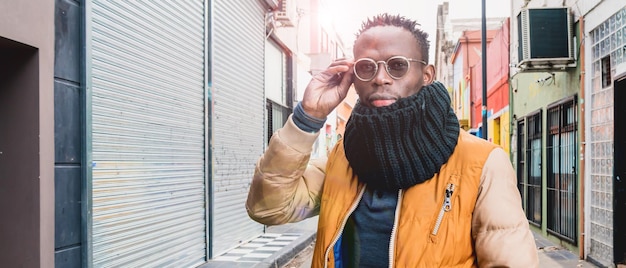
[371,99,397,107]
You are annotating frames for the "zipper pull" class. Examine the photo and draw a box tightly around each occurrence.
[444,184,455,212]
[431,183,457,236]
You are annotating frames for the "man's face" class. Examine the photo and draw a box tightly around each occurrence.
[352,26,435,107]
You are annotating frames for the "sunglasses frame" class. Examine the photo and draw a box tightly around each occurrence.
[353,56,427,82]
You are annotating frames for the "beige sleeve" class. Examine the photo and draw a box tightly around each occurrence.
[246,115,326,225]
[472,148,539,267]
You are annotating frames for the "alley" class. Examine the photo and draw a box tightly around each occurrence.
[4,0,626,267]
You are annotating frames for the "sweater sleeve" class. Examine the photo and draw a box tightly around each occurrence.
[292,102,326,133]
[246,114,327,225]
[472,148,539,267]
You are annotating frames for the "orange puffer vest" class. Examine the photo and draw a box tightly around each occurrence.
[311,131,496,268]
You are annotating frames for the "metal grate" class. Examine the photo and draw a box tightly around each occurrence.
[516,120,526,206]
[526,111,543,226]
[88,1,207,266]
[211,0,267,256]
[266,100,291,144]
[546,98,578,243]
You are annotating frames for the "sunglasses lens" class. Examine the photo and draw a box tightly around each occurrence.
[354,60,377,80]
[386,58,410,78]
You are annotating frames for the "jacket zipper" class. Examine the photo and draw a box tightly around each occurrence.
[431,183,456,236]
[323,185,367,268]
[388,189,403,268]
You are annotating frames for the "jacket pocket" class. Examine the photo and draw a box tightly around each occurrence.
[430,183,456,240]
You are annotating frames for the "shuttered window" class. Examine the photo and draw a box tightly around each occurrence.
[87,1,207,266]
[264,39,292,144]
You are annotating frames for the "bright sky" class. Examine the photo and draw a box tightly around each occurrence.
[320,0,511,62]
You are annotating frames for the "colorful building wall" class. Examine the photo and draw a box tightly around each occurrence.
[470,19,511,151]
[450,29,496,129]
[509,3,581,254]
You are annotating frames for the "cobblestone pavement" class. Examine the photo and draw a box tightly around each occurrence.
[533,232,597,268]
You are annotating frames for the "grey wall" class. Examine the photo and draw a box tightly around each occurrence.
[54,0,83,267]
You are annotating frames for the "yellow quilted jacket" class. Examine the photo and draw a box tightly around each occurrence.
[247,116,538,268]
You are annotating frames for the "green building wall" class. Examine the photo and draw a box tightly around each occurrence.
[510,21,583,253]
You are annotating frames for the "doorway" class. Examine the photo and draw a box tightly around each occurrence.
[0,36,41,267]
[614,76,626,265]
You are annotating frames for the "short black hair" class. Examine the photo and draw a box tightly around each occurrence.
[355,13,430,63]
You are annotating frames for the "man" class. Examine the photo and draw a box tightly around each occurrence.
[247,14,538,267]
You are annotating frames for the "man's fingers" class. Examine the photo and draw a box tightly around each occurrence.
[339,71,354,89]
[325,65,350,76]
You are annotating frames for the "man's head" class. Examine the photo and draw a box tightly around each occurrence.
[352,14,435,107]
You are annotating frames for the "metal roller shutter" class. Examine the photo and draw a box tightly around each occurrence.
[211,0,266,256]
[87,1,207,267]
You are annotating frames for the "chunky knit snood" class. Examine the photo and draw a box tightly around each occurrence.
[343,81,460,190]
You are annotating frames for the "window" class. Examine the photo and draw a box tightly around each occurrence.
[321,30,328,53]
[526,111,542,226]
[601,56,612,88]
[265,39,293,144]
[266,100,291,144]
[516,120,526,204]
[546,98,578,243]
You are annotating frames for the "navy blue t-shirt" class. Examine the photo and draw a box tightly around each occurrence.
[341,187,398,267]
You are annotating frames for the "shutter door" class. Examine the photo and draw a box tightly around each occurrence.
[211,0,266,256]
[87,1,207,267]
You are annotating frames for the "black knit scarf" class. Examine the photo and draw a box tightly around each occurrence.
[343,81,460,190]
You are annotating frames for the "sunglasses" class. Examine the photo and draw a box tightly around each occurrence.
[353,56,426,82]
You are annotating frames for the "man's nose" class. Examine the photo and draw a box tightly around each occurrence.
[372,62,392,85]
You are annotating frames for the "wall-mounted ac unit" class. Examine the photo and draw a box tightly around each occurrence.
[275,0,296,27]
[517,7,575,69]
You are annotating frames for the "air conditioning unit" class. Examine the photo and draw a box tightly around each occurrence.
[517,7,575,69]
[275,0,296,27]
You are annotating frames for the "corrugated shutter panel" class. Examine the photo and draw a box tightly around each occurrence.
[212,0,266,256]
[88,1,207,267]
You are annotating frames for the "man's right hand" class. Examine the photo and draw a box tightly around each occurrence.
[301,59,354,119]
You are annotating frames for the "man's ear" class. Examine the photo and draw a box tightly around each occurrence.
[423,64,436,84]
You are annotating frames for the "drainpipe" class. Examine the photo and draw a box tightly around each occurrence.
[510,76,516,163]
[578,15,586,260]
[465,34,471,127]
[481,0,488,140]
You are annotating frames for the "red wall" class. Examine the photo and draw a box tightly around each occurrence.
[471,18,510,128]
[451,29,497,128]
[452,30,491,78]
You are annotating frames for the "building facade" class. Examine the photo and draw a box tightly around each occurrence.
[293,0,349,157]
[65,0,268,266]
[0,0,55,267]
[470,19,511,152]
[510,0,582,261]
[439,0,595,264]
[435,2,455,101]
[1,0,346,266]
[449,29,496,133]
[435,3,506,134]
[582,0,626,266]
[511,1,626,266]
